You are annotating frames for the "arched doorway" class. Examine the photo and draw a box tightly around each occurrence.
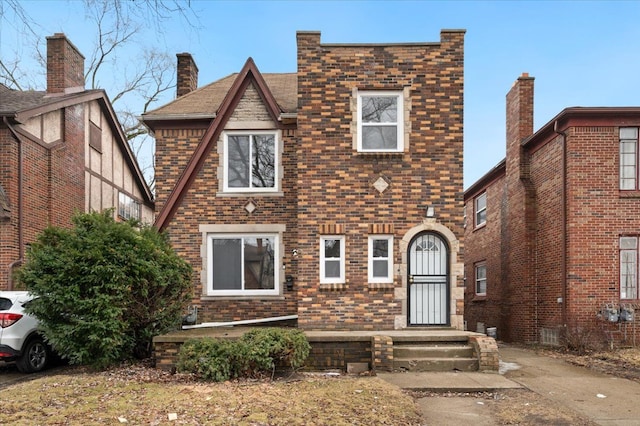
[408,232,449,326]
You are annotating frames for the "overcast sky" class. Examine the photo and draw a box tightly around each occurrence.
[2,0,639,189]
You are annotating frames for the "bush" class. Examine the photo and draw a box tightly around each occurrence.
[18,211,193,369]
[177,328,311,381]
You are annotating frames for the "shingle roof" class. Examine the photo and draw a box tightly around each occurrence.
[143,72,298,118]
[0,83,99,117]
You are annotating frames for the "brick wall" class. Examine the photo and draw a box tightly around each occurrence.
[464,172,506,335]
[295,30,465,329]
[155,79,298,323]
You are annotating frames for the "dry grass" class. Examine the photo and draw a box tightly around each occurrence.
[0,365,422,425]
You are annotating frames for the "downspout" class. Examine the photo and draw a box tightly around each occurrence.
[3,117,24,290]
[554,120,568,330]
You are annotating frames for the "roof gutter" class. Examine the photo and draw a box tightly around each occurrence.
[3,116,24,290]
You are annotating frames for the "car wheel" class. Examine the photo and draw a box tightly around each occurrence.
[16,336,49,373]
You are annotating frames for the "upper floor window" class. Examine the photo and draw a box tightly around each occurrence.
[620,236,638,299]
[320,236,345,284]
[475,263,487,296]
[620,127,638,190]
[224,131,277,192]
[118,192,140,221]
[357,91,404,152]
[475,192,487,227]
[368,235,393,283]
[207,234,279,296]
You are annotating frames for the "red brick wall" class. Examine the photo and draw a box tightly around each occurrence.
[0,127,19,289]
[464,174,505,335]
[296,31,465,329]
[1,107,86,289]
[156,124,299,323]
[564,126,640,338]
[529,136,564,332]
[50,105,85,228]
[154,128,206,209]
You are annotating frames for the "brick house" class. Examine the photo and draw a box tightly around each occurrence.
[464,73,640,345]
[143,30,466,331]
[0,33,154,290]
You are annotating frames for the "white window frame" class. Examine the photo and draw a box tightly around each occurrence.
[118,192,140,221]
[620,127,638,190]
[368,235,394,283]
[320,236,345,284]
[620,236,638,300]
[357,91,404,152]
[475,192,487,227]
[223,131,278,193]
[206,233,280,296]
[475,263,487,296]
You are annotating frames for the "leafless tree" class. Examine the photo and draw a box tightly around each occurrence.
[0,0,200,191]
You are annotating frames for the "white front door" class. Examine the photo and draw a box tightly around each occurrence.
[408,232,449,326]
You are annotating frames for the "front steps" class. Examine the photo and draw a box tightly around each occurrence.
[392,334,480,372]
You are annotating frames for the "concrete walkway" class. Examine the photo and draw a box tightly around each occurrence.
[500,345,640,426]
[378,344,640,426]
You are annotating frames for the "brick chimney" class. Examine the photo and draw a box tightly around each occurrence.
[176,53,198,97]
[46,33,85,94]
[505,73,534,179]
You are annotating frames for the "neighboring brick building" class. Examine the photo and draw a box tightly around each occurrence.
[143,30,466,330]
[0,33,154,290]
[464,73,640,345]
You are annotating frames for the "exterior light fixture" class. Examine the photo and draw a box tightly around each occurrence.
[426,206,435,217]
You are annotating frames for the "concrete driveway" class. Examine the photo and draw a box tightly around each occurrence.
[0,361,29,389]
[501,345,640,426]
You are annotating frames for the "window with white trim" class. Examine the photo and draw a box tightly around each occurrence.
[475,192,487,227]
[620,128,638,190]
[368,235,393,283]
[475,263,487,296]
[357,91,404,152]
[224,131,277,192]
[207,234,279,296]
[320,236,345,284]
[118,192,140,221]
[620,236,638,299]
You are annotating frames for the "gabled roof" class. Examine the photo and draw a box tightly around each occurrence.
[142,71,297,126]
[154,58,286,231]
[0,84,154,207]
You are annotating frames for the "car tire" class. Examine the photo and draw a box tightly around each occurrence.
[16,336,49,373]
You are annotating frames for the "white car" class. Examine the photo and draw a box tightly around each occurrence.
[0,291,51,373]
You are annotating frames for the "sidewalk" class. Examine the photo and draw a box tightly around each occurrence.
[378,344,640,426]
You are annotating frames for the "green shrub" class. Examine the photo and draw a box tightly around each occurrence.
[177,328,311,381]
[241,328,310,370]
[176,338,237,382]
[18,211,193,369]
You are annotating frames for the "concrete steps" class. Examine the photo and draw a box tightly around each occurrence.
[393,334,479,372]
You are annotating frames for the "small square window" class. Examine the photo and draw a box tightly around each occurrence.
[475,263,487,296]
[320,236,345,284]
[368,236,393,283]
[475,192,487,227]
[357,91,404,152]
